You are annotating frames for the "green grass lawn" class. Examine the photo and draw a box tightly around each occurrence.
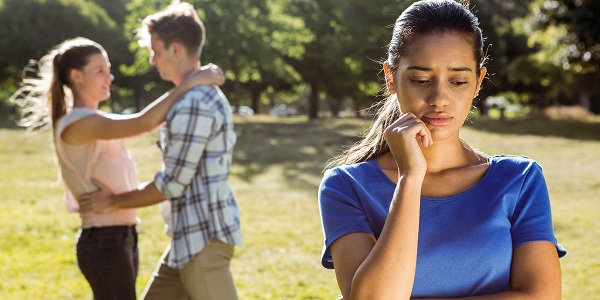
[0,115,598,299]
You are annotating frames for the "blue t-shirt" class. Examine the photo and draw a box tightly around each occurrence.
[319,155,566,298]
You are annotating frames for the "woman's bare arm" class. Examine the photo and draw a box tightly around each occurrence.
[61,64,225,144]
[331,174,423,300]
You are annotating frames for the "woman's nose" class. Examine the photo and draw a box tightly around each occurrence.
[427,82,450,107]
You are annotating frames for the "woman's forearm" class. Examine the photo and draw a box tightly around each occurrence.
[131,81,192,132]
[349,175,423,300]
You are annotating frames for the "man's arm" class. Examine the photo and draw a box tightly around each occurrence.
[79,180,164,214]
[79,89,218,214]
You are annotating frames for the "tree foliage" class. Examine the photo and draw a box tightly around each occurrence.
[0,0,124,80]
[0,0,133,112]
[1,0,599,118]
[523,0,600,110]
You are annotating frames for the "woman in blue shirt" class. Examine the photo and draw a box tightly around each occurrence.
[318,1,566,299]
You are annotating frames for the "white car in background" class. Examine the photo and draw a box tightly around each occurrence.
[269,104,297,117]
[233,105,254,116]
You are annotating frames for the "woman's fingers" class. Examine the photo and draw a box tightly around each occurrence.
[78,179,114,214]
[78,191,95,213]
[417,125,433,148]
[211,67,225,85]
[384,112,432,173]
[388,113,432,147]
[198,64,226,86]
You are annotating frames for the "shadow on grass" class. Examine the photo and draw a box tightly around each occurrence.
[232,118,364,188]
[0,118,19,129]
[465,118,600,141]
[233,116,600,187]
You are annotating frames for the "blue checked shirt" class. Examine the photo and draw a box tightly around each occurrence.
[155,85,242,269]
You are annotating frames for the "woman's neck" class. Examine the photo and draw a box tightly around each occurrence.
[421,138,475,173]
[71,92,98,109]
[378,137,486,174]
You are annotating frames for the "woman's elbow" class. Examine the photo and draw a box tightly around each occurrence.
[348,283,412,300]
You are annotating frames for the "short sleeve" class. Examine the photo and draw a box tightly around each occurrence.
[319,167,375,269]
[511,162,567,257]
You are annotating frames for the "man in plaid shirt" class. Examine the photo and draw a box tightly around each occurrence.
[78,2,242,299]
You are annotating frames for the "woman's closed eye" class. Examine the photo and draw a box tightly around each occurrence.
[450,80,468,86]
[410,78,430,85]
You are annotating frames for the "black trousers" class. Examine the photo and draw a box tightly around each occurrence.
[76,225,139,300]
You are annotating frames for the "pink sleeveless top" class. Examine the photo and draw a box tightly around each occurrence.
[55,108,137,228]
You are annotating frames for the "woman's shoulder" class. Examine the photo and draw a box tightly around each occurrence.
[322,159,382,185]
[488,155,544,176]
[325,159,378,175]
[56,108,99,133]
[61,107,98,121]
[490,155,539,166]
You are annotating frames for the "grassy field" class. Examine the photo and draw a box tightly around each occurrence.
[0,115,599,299]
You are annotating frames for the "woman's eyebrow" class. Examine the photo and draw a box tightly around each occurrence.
[405,66,473,72]
[449,67,473,72]
[406,66,431,71]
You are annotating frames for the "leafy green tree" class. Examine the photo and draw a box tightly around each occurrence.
[283,0,343,119]
[524,0,600,112]
[0,0,124,81]
[122,0,310,114]
[198,0,310,113]
[326,0,408,117]
[470,1,534,114]
[0,0,132,114]
[119,0,171,112]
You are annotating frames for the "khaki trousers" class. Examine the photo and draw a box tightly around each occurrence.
[142,239,238,300]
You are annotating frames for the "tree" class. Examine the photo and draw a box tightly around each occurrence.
[122,0,310,114]
[0,0,125,81]
[287,0,429,119]
[524,0,600,112]
[328,0,408,116]
[0,0,132,114]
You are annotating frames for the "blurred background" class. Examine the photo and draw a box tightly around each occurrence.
[1,1,599,299]
[0,0,598,122]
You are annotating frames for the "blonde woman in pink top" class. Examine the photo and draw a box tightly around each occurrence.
[11,37,224,300]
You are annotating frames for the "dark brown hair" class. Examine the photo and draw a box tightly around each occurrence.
[10,37,106,133]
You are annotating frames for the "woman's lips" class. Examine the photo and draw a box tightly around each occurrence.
[422,114,452,126]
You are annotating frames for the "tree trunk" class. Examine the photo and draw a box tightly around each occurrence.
[135,86,143,112]
[250,89,261,114]
[475,100,487,118]
[231,61,241,112]
[329,97,342,118]
[353,97,361,118]
[269,93,275,108]
[308,82,319,119]
[579,91,591,111]
[573,72,600,112]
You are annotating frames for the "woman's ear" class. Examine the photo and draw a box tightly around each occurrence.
[69,69,82,85]
[383,63,396,94]
[474,67,487,98]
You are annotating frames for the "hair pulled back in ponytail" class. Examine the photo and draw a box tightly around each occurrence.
[10,37,106,134]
